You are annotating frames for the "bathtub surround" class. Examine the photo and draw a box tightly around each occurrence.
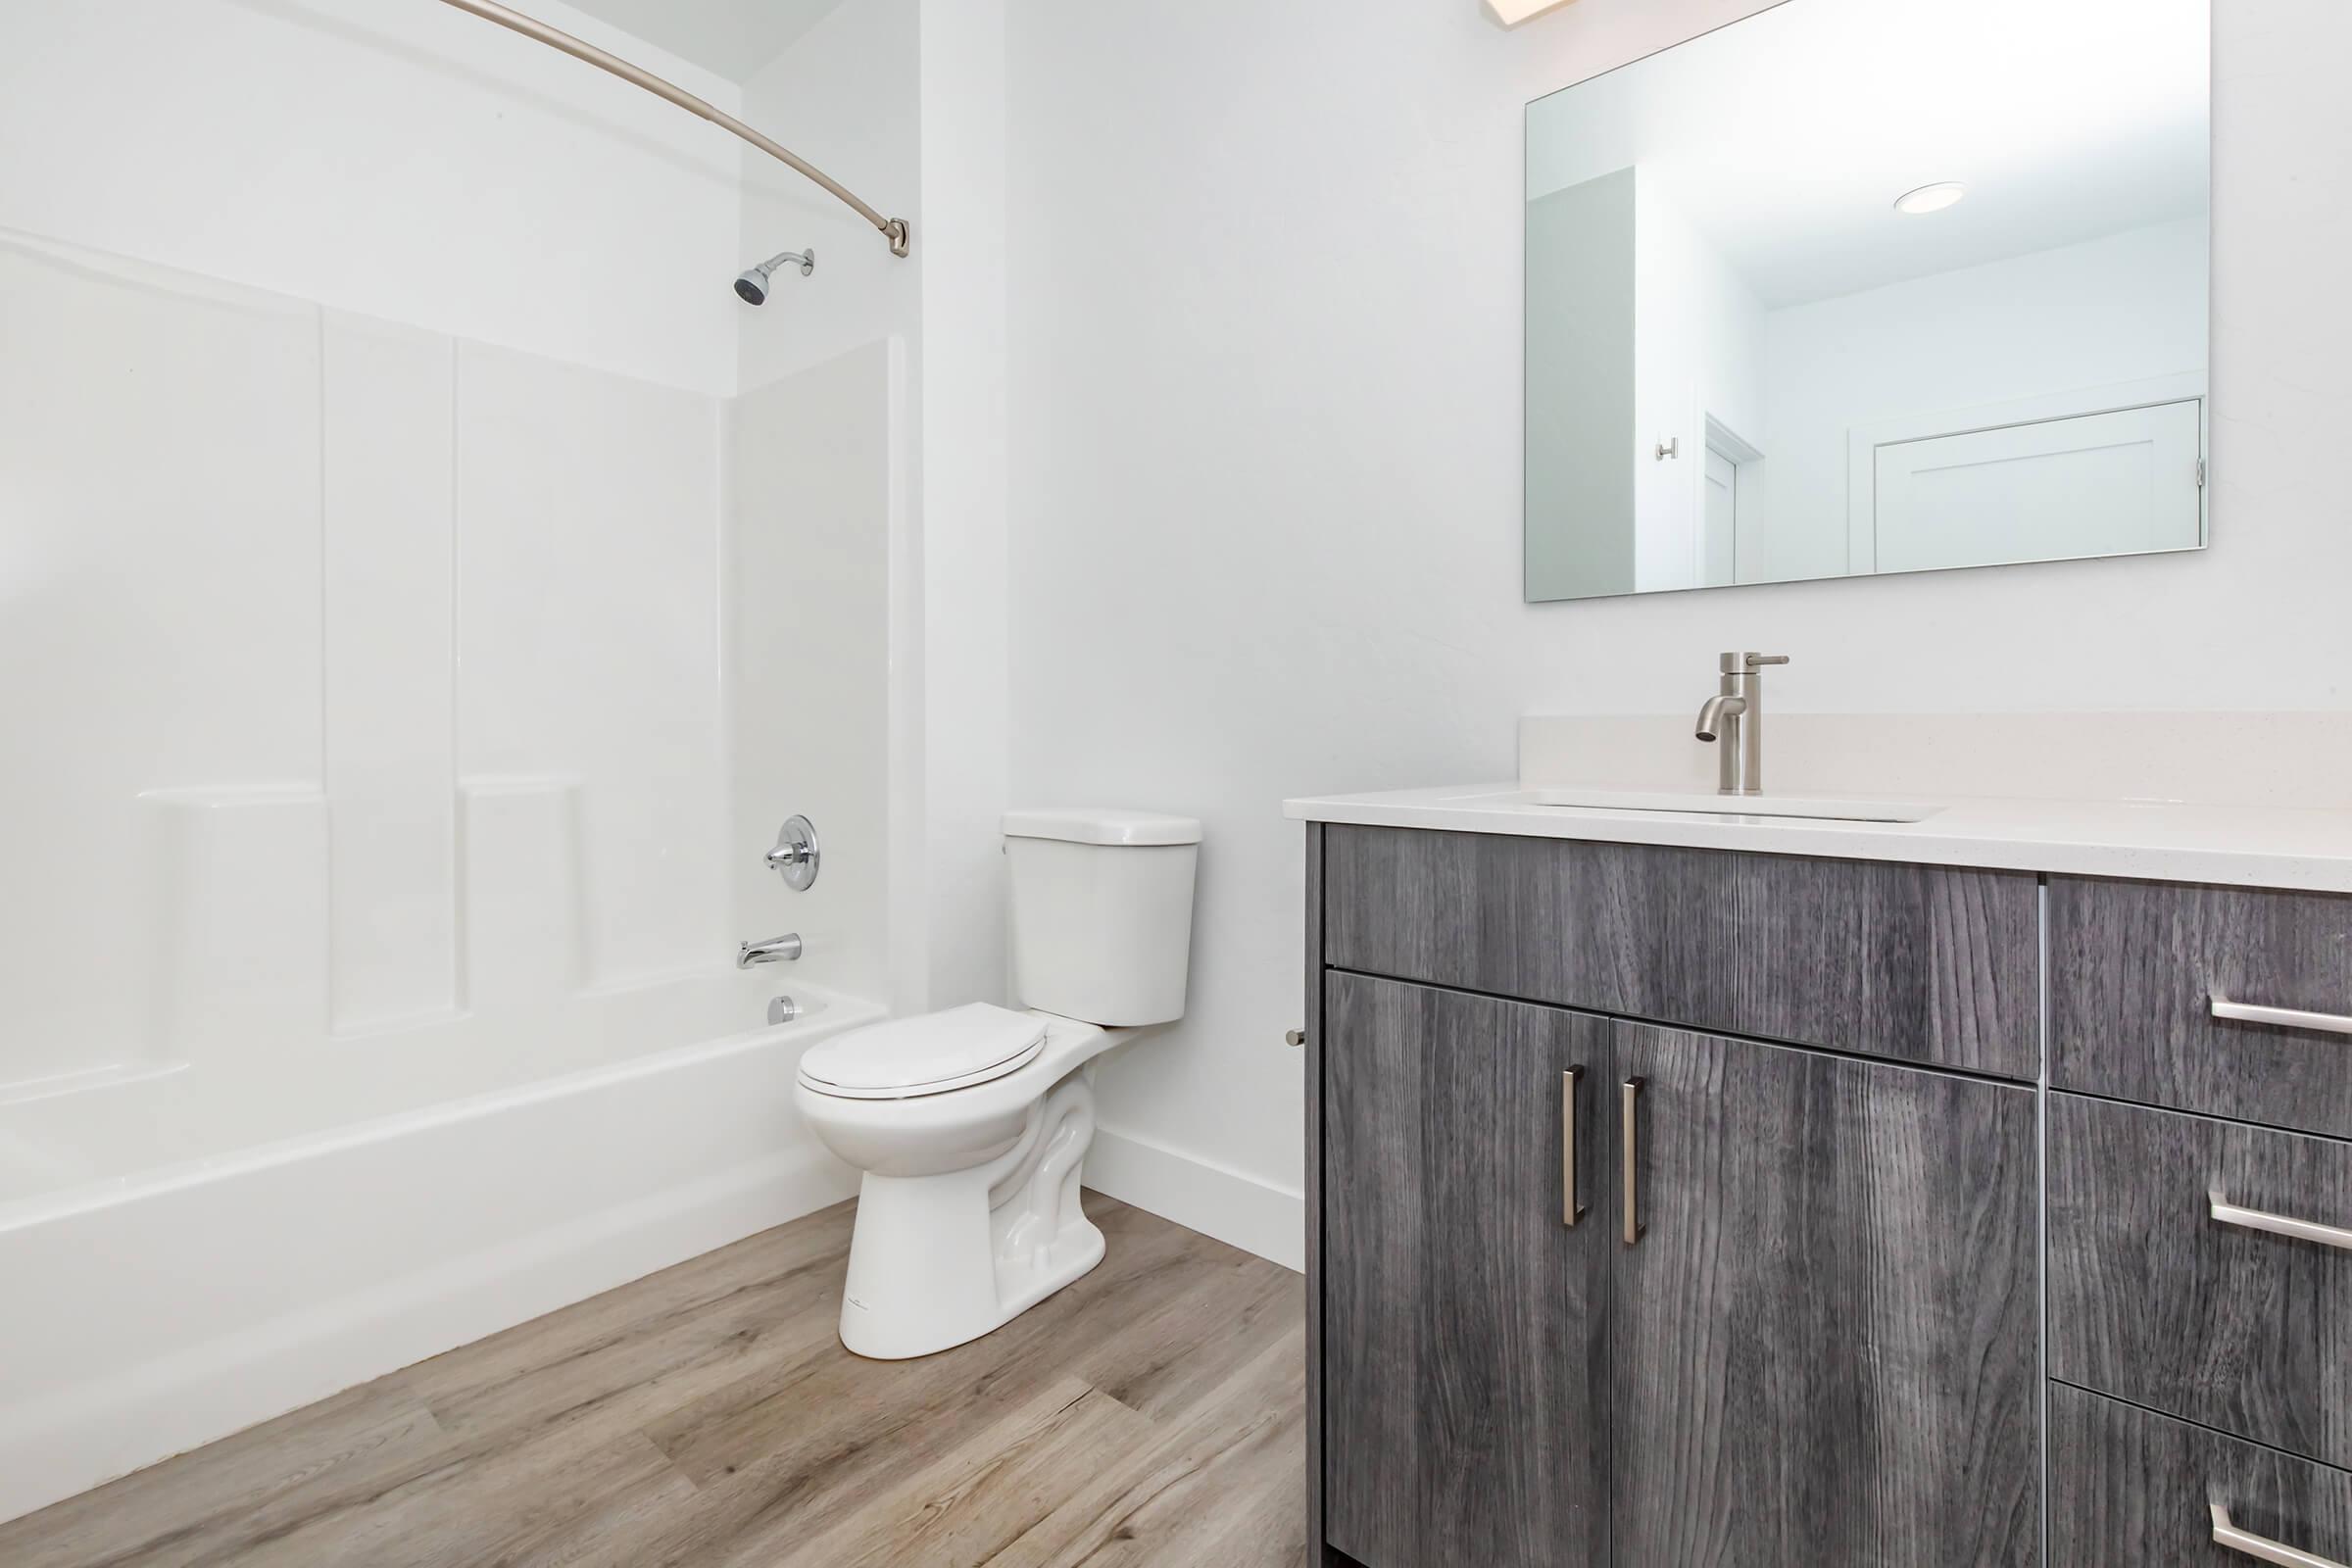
[1003,0,2352,1267]
[0,221,919,1521]
[0,232,721,1097]
[728,341,899,1006]
[0,2,1015,1523]
[0,0,912,1515]
[732,0,1017,1025]
[0,231,728,1092]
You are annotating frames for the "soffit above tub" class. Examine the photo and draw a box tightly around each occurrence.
[559,0,851,82]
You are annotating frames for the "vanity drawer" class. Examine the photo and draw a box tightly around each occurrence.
[2048,1092,2352,1467]
[2051,877,2352,1138]
[1320,825,2038,1077]
[2049,1383,2352,1568]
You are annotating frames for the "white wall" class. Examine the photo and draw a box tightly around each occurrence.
[737,0,921,396]
[1005,0,2352,1264]
[1750,217,2210,583]
[914,0,1013,1013]
[0,0,742,395]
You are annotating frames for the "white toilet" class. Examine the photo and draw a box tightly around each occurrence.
[793,808,1201,1359]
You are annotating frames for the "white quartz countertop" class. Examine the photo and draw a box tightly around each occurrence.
[1283,784,2352,894]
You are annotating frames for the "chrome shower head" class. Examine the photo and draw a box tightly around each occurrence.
[733,247,814,306]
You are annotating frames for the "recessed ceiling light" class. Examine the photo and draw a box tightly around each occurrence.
[1485,0,1578,24]
[1894,182,1968,216]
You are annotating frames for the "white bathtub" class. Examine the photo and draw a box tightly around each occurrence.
[0,973,884,1526]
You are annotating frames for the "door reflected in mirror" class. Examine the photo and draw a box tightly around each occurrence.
[1523,0,2211,603]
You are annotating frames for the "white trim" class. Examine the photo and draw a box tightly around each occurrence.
[1705,413,1764,466]
[1845,370,2209,573]
[1701,414,1763,589]
[1084,1126,1304,1272]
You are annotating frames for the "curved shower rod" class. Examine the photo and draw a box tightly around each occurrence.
[434,0,910,258]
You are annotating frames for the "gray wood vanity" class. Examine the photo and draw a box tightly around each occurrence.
[1296,817,2352,1568]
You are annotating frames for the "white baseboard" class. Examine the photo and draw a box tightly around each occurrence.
[1083,1126,1304,1272]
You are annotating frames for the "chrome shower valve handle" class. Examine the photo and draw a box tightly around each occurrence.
[765,815,820,891]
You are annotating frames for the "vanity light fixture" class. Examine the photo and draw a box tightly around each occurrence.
[1894,181,1968,215]
[1485,0,1578,25]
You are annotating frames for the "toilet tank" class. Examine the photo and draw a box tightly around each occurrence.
[1002,808,1201,1026]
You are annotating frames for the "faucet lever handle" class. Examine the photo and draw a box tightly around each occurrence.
[1745,653,1790,667]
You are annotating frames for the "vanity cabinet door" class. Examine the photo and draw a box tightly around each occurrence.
[1610,1022,2040,1568]
[1321,972,1613,1568]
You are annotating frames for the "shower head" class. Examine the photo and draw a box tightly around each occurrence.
[733,247,814,305]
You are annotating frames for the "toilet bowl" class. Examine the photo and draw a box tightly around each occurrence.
[793,808,1200,1360]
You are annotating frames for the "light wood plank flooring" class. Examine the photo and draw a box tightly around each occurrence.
[0,1193,1307,1568]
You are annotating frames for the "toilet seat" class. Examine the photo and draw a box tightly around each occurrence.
[798,1003,1047,1100]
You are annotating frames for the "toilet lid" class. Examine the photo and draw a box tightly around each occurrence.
[797,1003,1047,1100]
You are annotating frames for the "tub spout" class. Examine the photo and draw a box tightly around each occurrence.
[738,934,804,967]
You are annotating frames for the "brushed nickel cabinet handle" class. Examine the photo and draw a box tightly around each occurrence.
[1622,1076,1646,1248]
[1562,1067,1587,1227]
[2211,994,2352,1038]
[2213,1501,2349,1567]
[2211,1191,2352,1252]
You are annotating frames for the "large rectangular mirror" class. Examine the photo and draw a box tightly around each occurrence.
[1524,0,2211,602]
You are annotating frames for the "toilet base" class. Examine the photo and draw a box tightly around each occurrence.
[836,1066,1104,1360]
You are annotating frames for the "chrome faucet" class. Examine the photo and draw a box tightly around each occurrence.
[1694,651,1790,796]
[737,933,804,968]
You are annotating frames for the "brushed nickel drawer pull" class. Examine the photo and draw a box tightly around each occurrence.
[2211,1191,2352,1252]
[1622,1076,1646,1248]
[1562,1067,1587,1227]
[2213,1501,2349,1568]
[2211,994,2352,1038]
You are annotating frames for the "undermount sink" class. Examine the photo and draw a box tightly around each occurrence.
[1476,787,1944,824]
